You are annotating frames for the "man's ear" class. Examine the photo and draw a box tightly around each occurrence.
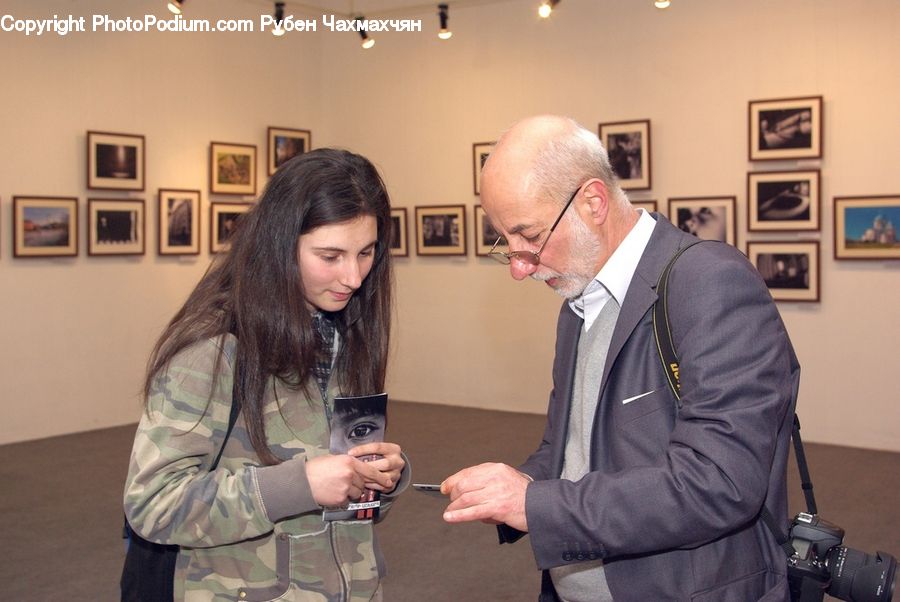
[581,179,609,226]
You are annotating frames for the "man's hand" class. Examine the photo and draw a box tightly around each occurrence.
[440,463,529,532]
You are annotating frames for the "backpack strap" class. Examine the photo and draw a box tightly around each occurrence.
[211,377,242,471]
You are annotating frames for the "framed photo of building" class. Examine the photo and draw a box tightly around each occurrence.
[472,142,496,195]
[415,205,466,256]
[474,205,506,256]
[87,131,145,191]
[748,96,823,161]
[833,195,900,260]
[210,142,257,196]
[13,196,79,258]
[88,198,145,256]
[747,241,820,302]
[598,119,651,190]
[389,207,408,257]
[267,126,311,175]
[632,199,658,215]
[210,202,252,253]
[747,170,820,232]
[158,188,201,256]
[667,196,737,246]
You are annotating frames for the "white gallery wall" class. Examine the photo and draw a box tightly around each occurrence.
[1,0,898,451]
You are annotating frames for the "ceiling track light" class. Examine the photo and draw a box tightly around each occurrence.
[437,3,452,40]
[167,0,185,15]
[538,0,559,19]
[355,16,375,49]
[654,0,671,7]
[273,2,285,36]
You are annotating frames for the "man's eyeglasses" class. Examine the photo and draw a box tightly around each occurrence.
[488,184,581,266]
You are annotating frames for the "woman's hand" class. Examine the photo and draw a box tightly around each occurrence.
[305,454,393,507]
[348,442,405,491]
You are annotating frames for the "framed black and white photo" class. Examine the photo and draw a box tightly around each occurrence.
[12,196,79,258]
[88,198,145,256]
[87,131,145,191]
[747,170,820,232]
[389,207,408,257]
[632,199,658,215]
[472,142,496,195]
[267,126,311,175]
[598,119,651,190]
[474,205,506,256]
[158,188,201,256]
[210,202,252,253]
[833,195,900,260]
[747,241,820,302]
[667,197,736,246]
[415,205,466,256]
[748,96,823,161]
[210,142,257,196]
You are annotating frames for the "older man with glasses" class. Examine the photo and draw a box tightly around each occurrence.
[441,115,800,602]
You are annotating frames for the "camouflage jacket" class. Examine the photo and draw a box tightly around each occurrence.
[124,334,406,601]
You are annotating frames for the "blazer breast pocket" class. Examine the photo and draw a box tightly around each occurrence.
[613,387,673,427]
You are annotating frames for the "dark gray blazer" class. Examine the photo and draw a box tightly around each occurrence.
[501,217,799,601]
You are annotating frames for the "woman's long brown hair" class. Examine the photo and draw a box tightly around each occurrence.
[143,148,394,465]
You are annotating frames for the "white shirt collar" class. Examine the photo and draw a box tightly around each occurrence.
[569,209,656,330]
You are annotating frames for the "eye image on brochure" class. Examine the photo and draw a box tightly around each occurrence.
[323,393,388,521]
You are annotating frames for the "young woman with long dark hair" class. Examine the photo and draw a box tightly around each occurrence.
[124,148,407,600]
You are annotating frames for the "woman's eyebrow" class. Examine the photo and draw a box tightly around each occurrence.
[312,240,377,253]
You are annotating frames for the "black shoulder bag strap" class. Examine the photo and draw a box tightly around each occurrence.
[652,240,811,557]
[120,367,243,602]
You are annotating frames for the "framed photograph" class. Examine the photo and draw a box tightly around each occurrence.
[389,208,408,257]
[88,198,145,256]
[598,119,651,190]
[87,131,145,191]
[749,96,823,161]
[267,126,311,175]
[747,241,820,302]
[474,205,506,256]
[12,196,78,258]
[210,202,252,253]
[632,199,658,214]
[668,196,737,246]
[472,142,496,196]
[210,142,257,196]
[747,170,820,232]
[415,205,466,256]
[833,195,900,260]
[158,189,201,256]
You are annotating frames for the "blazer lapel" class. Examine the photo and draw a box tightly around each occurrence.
[551,304,583,477]
[599,217,692,395]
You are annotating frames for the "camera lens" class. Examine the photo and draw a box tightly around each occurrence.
[826,547,896,602]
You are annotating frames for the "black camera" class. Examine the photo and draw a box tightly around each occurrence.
[787,512,896,602]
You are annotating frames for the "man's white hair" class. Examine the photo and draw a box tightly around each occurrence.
[527,117,626,208]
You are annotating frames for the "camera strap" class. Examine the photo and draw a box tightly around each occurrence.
[652,239,816,557]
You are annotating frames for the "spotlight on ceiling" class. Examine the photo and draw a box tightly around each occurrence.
[356,17,375,49]
[273,2,285,36]
[167,0,185,15]
[654,0,671,8]
[437,4,452,40]
[538,0,559,19]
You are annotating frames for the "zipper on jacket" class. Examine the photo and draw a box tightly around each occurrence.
[329,523,350,600]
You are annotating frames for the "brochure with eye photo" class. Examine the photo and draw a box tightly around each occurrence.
[323,392,388,521]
